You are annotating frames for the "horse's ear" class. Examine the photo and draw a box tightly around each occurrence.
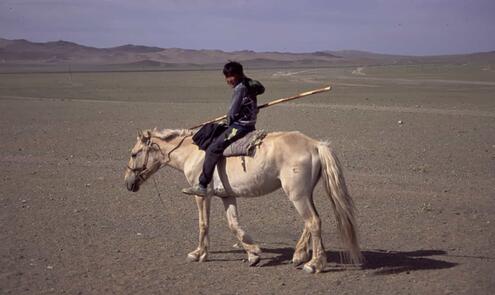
[137,130,151,144]
[137,129,150,144]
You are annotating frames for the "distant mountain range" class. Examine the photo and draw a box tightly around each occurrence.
[1,37,494,68]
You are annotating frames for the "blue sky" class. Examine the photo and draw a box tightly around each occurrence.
[1,0,494,55]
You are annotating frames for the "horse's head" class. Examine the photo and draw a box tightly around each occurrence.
[124,129,164,192]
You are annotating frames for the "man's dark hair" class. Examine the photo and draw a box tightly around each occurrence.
[223,61,244,77]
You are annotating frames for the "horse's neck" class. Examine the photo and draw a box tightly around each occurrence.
[159,136,199,172]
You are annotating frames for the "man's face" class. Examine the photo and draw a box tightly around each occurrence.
[225,75,239,88]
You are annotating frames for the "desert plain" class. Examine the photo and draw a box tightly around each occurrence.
[0,63,494,294]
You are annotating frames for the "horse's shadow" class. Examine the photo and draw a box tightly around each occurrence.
[211,247,458,275]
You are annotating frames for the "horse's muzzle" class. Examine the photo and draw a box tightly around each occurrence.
[125,174,140,192]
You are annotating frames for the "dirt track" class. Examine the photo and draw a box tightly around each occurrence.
[1,68,494,294]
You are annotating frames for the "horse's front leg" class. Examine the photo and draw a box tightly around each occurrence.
[221,196,261,266]
[187,195,211,262]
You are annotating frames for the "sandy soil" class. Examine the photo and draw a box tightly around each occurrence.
[0,68,494,294]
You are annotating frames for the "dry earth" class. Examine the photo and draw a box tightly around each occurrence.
[0,66,494,294]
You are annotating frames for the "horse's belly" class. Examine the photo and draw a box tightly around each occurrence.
[212,158,281,198]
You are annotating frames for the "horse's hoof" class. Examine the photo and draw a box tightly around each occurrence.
[248,255,260,267]
[292,258,304,267]
[199,252,208,262]
[292,253,310,267]
[303,264,315,274]
[186,253,199,262]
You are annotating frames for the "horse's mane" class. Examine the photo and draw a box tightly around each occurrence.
[151,128,195,141]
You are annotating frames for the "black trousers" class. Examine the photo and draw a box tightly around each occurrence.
[199,125,253,187]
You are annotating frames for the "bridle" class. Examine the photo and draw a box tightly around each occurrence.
[127,135,190,182]
[127,143,155,181]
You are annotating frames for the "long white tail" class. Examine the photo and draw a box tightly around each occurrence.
[317,142,363,265]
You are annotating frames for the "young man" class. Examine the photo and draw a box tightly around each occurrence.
[182,61,264,197]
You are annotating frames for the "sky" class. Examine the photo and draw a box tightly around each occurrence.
[0,0,494,55]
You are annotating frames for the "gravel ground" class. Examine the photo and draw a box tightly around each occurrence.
[0,68,494,294]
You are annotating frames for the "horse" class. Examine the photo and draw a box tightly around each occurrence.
[124,128,363,273]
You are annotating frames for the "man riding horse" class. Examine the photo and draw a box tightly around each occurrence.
[124,67,361,273]
[182,61,265,197]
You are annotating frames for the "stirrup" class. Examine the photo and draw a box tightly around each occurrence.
[182,185,208,197]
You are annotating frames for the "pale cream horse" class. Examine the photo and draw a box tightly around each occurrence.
[124,128,362,273]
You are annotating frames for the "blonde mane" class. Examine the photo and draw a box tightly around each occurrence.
[151,128,195,141]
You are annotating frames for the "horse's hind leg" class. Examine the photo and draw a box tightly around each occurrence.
[291,197,327,273]
[281,160,326,273]
[187,195,211,262]
[221,196,261,266]
[292,226,311,266]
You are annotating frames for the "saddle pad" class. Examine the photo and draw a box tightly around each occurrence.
[223,129,266,157]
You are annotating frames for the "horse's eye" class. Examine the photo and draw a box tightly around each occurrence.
[131,153,137,158]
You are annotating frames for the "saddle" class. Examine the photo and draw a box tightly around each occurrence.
[192,122,266,157]
[223,129,266,157]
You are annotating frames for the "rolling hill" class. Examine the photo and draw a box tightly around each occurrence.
[0,37,494,69]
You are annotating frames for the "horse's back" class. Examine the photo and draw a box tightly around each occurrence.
[263,131,320,160]
[266,130,318,143]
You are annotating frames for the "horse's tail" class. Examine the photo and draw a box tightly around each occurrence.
[317,142,363,265]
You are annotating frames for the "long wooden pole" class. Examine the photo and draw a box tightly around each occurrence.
[188,85,332,129]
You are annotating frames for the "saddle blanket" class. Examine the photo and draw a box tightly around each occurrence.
[223,129,266,157]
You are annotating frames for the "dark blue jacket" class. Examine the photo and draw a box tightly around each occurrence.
[227,78,264,128]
